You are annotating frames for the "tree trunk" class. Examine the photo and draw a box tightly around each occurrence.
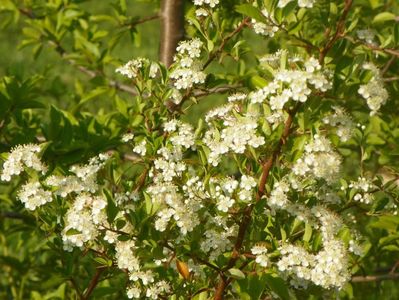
[159,0,185,67]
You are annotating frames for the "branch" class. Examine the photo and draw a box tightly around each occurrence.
[343,35,399,58]
[203,18,250,69]
[123,14,160,28]
[214,104,300,299]
[319,0,353,64]
[0,212,35,223]
[159,0,185,67]
[352,273,399,283]
[82,267,104,300]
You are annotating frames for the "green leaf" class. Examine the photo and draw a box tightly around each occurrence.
[250,75,268,88]
[103,188,118,223]
[303,222,312,242]
[235,4,266,22]
[262,273,291,300]
[78,86,108,107]
[228,268,246,280]
[372,12,396,24]
[66,228,81,235]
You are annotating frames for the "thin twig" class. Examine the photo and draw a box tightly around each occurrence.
[319,0,353,64]
[352,273,399,283]
[124,14,160,28]
[343,35,399,58]
[203,18,250,69]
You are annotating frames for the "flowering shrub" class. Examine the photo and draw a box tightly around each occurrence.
[1,0,399,299]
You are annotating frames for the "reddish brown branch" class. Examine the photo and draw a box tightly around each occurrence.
[203,18,250,69]
[214,275,228,300]
[343,35,399,58]
[214,105,300,299]
[319,0,353,64]
[82,268,104,300]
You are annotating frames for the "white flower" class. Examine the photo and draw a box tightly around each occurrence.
[127,286,141,299]
[193,0,219,8]
[164,120,178,132]
[298,0,316,8]
[240,175,257,191]
[349,240,363,256]
[116,58,149,79]
[293,135,341,183]
[358,63,388,115]
[323,107,354,142]
[203,111,265,166]
[217,195,234,212]
[251,9,279,37]
[195,8,209,17]
[357,29,376,45]
[122,133,134,142]
[133,140,147,156]
[228,93,247,102]
[250,55,331,109]
[115,240,140,272]
[1,144,47,181]
[17,180,53,210]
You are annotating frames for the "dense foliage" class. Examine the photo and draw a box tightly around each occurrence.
[1,0,399,299]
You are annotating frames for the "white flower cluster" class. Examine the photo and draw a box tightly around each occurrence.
[62,193,107,250]
[133,140,147,156]
[322,106,354,142]
[164,120,195,149]
[116,241,171,299]
[275,207,349,289]
[148,180,202,235]
[349,177,374,204]
[122,133,135,142]
[203,102,265,166]
[349,239,363,256]
[269,180,290,208]
[358,63,388,115]
[292,134,341,184]
[193,0,219,17]
[200,216,238,260]
[278,0,316,8]
[147,121,202,235]
[170,38,206,90]
[228,92,247,103]
[46,154,110,197]
[251,9,279,37]
[278,240,349,289]
[250,57,331,122]
[116,58,158,79]
[1,144,47,181]
[356,29,376,45]
[210,175,257,212]
[193,0,219,8]
[251,244,269,267]
[17,180,53,210]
